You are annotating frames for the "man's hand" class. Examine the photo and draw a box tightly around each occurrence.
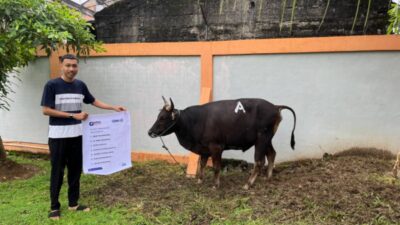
[92,99,126,112]
[42,107,89,120]
[113,106,126,112]
[72,112,89,121]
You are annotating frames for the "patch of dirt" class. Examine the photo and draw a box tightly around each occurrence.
[86,148,400,224]
[0,158,39,182]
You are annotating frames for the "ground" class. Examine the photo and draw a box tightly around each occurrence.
[87,147,400,224]
[0,157,39,182]
[1,148,400,224]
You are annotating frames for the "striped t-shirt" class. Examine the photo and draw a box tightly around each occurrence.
[41,77,95,138]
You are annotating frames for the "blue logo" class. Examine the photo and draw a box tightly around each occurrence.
[89,121,101,126]
[112,118,123,123]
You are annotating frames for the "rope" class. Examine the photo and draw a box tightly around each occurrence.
[152,109,186,174]
[159,136,187,175]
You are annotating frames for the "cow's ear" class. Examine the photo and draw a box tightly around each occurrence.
[169,98,174,110]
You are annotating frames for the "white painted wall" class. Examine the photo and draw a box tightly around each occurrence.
[78,57,200,155]
[1,52,399,163]
[0,58,50,143]
[214,52,400,162]
[0,56,201,156]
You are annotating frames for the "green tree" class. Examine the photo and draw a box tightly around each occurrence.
[387,1,400,34]
[0,0,104,161]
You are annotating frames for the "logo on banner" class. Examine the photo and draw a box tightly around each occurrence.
[89,121,101,126]
[112,118,124,123]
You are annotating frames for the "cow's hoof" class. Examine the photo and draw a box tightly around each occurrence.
[197,179,203,184]
[243,184,250,190]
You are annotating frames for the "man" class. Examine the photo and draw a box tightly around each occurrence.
[41,54,126,220]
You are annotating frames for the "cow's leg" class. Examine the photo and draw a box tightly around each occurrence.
[244,134,267,190]
[209,145,223,189]
[393,152,400,178]
[266,142,276,179]
[211,153,222,189]
[265,116,280,178]
[197,154,209,184]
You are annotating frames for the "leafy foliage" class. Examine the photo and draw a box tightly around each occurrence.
[387,2,400,34]
[0,0,104,110]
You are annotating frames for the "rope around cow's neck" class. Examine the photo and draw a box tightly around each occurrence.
[159,136,187,175]
[157,109,181,137]
[154,109,186,174]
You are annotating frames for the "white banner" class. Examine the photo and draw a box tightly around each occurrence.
[82,111,132,175]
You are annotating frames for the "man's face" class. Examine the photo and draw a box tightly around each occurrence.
[61,59,78,80]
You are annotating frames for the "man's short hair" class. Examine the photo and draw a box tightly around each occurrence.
[59,54,79,63]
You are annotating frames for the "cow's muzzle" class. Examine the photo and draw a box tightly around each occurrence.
[148,130,158,138]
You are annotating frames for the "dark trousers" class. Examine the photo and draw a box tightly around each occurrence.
[48,136,83,211]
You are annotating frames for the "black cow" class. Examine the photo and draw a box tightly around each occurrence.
[148,97,296,189]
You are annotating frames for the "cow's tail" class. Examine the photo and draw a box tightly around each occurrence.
[277,105,296,150]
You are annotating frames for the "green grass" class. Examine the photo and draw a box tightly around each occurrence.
[0,154,133,225]
[0,154,275,225]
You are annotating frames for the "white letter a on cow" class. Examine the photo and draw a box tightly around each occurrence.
[234,101,246,114]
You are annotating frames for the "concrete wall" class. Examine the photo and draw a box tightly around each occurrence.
[76,57,200,155]
[1,56,200,156]
[0,58,50,143]
[95,0,389,43]
[214,51,400,162]
[2,50,400,163]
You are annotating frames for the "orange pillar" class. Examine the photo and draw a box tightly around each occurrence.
[186,52,213,177]
[49,51,62,79]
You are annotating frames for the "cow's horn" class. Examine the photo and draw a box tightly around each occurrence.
[162,96,168,106]
[169,98,174,110]
[163,96,172,111]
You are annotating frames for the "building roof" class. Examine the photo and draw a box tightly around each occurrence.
[60,0,95,20]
